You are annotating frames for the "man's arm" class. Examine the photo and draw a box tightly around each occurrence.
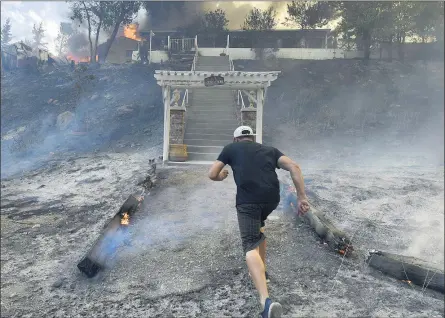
[208,160,229,181]
[277,156,307,200]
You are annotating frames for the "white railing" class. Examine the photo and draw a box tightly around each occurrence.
[192,53,198,71]
[191,35,198,71]
[181,89,189,110]
[237,90,246,109]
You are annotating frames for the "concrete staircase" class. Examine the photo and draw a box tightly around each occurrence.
[185,56,238,162]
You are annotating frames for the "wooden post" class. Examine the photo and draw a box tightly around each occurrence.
[162,86,171,164]
[149,30,153,64]
[256,88,263,144]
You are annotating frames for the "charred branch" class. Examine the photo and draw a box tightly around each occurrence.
[367,250,445,294]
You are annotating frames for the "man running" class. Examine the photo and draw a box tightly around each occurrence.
[208,126,310,318]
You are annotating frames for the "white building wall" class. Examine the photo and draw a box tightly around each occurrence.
[199,47,367,60]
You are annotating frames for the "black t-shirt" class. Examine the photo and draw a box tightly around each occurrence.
[217,141,284,205]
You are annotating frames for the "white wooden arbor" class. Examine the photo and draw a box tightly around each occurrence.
[154,70,280,163]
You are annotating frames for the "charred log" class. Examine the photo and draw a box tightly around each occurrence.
[280,182,353,257]
[77,195,142,278]
[302,204,354,257]
[366,250,444,294]
[77,161,157,278]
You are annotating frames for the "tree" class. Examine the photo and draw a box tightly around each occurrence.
[285,1,335,29]
[201,9,228,32]
[1,18,12,48]
[242,6,277,60]
[99,1,141,63]
[70,1,108,62]
[142,1,186,29]
[55,23,73,57]
[335,2,392,60]
[32,22,47,50]
[184,8,228,38]
[242,6,277,31]
[411,2,444,43]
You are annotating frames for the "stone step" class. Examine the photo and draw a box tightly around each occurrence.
[192,98,234,103]
[195,67,230,71]
[186,122,239,130]
[192,96,233,101]
[188,116,237,127]
[187,152,220,161]
[192,96,233,100]
[188,109,235,114]
[187,118,239,129]
[184,138,232,147]
[188,107,234,112]
[187,113,235,118]
[185,132,234,140]
[187,145,225,154]
[196,61,229,67]
[186,126,235,134]
[187,107,233,112]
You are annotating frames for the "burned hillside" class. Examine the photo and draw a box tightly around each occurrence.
[2,59,444,179]
[1,59,444,317]
[1,64,164,178]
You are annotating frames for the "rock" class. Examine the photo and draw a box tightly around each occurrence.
[117,105,134,116]
[91,94,99,101]
[52,279,64,289]
[56,111,75,131]
[32,224,41,228]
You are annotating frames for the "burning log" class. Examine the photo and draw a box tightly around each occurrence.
[302,204,354,257]
[77,160,157,278]
[77,195,142,278]
[366,250,444,294]
[280,181,353,257]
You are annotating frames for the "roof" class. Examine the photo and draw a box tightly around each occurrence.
[154,70,280,89]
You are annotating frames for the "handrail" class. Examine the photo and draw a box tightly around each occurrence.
[229,57,234,71]
[191,35,199,71]
[181,89,189,110]
[237,90,246,109]
[191,53,197,71]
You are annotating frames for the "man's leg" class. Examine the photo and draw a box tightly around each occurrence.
[259,227,266,268]
[246,246,269,307]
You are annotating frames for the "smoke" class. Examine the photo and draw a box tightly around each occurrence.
[139,1,289,31]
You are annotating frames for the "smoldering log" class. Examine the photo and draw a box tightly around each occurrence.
[77,161,157,278]
[77,195,142,278]
[280,182,353,256]
[366,250,445,294]
[302,205,354,256]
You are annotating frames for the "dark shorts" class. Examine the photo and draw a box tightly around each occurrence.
[236,202,279,255]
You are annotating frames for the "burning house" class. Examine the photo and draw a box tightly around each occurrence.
[97,22,334,64]
[97,24,144,64]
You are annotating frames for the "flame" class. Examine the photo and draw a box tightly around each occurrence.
[124,24,142,41]
[121,212,130,226]
[66,54,98,63]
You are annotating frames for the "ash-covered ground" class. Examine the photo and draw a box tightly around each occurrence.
[1,60,444,317]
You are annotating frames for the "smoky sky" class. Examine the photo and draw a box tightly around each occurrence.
[2,1,293,55]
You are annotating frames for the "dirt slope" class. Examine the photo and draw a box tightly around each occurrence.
[1,158,443,317]
[1,59,443,317]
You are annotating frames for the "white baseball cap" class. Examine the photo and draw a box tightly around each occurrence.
[233,126,255,138]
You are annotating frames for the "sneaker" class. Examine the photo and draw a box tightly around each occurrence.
[261,298,282,318]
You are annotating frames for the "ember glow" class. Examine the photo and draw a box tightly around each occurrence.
[123,24,142,41]
[121,212,130,226]
[66,54,98,63]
